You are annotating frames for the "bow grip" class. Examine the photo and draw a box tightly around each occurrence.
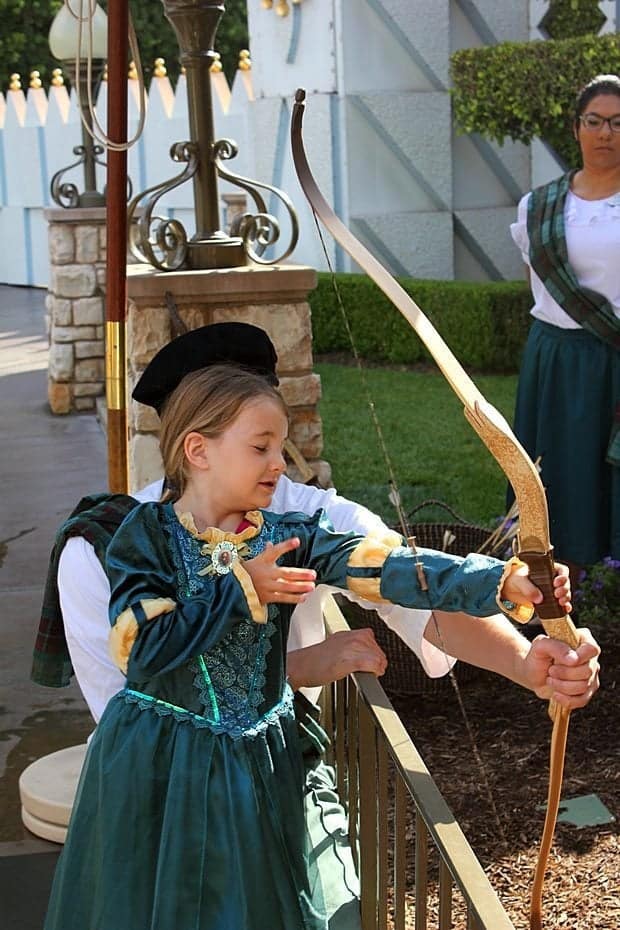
[518,547,580,649]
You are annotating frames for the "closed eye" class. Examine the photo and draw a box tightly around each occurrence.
[253,445,267,453]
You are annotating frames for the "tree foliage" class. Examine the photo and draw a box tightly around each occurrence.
[451,32,620,168]
[1,0,248,91]
[118,0,249,84]
[0,0,63,88]
[539,0,606,39]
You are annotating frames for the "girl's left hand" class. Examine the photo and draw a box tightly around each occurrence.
[503,560,572,613]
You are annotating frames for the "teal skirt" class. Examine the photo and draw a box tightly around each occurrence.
[512,320,620,565]
[44,691,328,930]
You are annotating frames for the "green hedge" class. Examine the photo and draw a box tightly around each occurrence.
[309,274,532,373]
[451,32,620,168]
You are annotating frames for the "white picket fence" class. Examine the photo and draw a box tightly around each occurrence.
[0,65,271,287]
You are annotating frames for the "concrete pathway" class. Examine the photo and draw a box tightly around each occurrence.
[0,285,108,927]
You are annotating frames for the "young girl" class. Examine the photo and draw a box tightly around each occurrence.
[43,366,570,930]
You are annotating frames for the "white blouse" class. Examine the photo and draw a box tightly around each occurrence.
[510,189,620,328]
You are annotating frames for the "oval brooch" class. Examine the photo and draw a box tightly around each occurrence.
[209,540,238,575]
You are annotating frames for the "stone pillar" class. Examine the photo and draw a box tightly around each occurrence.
[44,211,330,492]
[126,264,331,493]
[44,207,106,413]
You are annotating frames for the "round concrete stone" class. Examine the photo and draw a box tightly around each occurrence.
[21,806,68,845]
[19,744,87,832]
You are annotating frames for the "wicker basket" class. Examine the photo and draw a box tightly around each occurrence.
[338,500,492,697]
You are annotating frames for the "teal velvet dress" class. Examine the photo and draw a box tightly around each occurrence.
[43,503,508,930]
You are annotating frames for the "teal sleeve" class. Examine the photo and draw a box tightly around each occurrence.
[287,510,367,584]
[105,504,257,681]
[278,510,505,616]
[378,546,504,615]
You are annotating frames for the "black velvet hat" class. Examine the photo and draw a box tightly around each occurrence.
[132,322,279,413]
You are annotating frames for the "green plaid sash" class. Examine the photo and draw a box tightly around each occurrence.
[31,493,138,688]
[527,172,620,350]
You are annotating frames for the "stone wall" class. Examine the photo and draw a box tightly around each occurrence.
[44,197,248,415]
[45,207,106,413]
[126,264,330,493]
[45,208,330,492]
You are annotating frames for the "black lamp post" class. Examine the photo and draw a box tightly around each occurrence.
[49,0,107,208]
[160,0,246,268]
[128,0,298,271]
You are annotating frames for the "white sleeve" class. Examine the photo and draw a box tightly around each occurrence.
[59,537,126,723]
[132,478,165,503]
[363,599,455,678]
[271,474,389,535]
[277,475,456,678]
[510,192,531,262]
[286,584,455,697]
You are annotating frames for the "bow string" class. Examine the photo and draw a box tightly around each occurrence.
[290,87,580,930]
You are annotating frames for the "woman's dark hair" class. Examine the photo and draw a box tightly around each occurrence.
[575,74,620,123]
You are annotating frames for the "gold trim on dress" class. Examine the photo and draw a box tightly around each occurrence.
[109,597,176,673]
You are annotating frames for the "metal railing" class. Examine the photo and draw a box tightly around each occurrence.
[321,594,516,930]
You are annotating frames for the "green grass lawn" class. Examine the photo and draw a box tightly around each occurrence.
[316,362,519,530]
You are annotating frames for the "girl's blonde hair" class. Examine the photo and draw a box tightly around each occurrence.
[159,364,287,499]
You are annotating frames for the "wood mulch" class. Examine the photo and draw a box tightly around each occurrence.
[386,621,619,930]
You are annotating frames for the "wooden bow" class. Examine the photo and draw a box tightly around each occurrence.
[291,88,581,930]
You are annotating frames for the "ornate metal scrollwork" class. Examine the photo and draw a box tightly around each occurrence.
[213,138,299,265]
[50,144,106,208]
[127,141,199,271]
[128,137,299,271]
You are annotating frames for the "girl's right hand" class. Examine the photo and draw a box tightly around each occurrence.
[245,538,317,605]
[502,560,572,613]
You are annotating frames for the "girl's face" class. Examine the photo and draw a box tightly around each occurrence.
[575,92,620,172]
[191,396,288,517]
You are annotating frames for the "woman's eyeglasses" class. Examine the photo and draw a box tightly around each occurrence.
[579,113,620,133]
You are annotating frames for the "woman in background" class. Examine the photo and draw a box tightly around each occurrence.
[510,73,620,587]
